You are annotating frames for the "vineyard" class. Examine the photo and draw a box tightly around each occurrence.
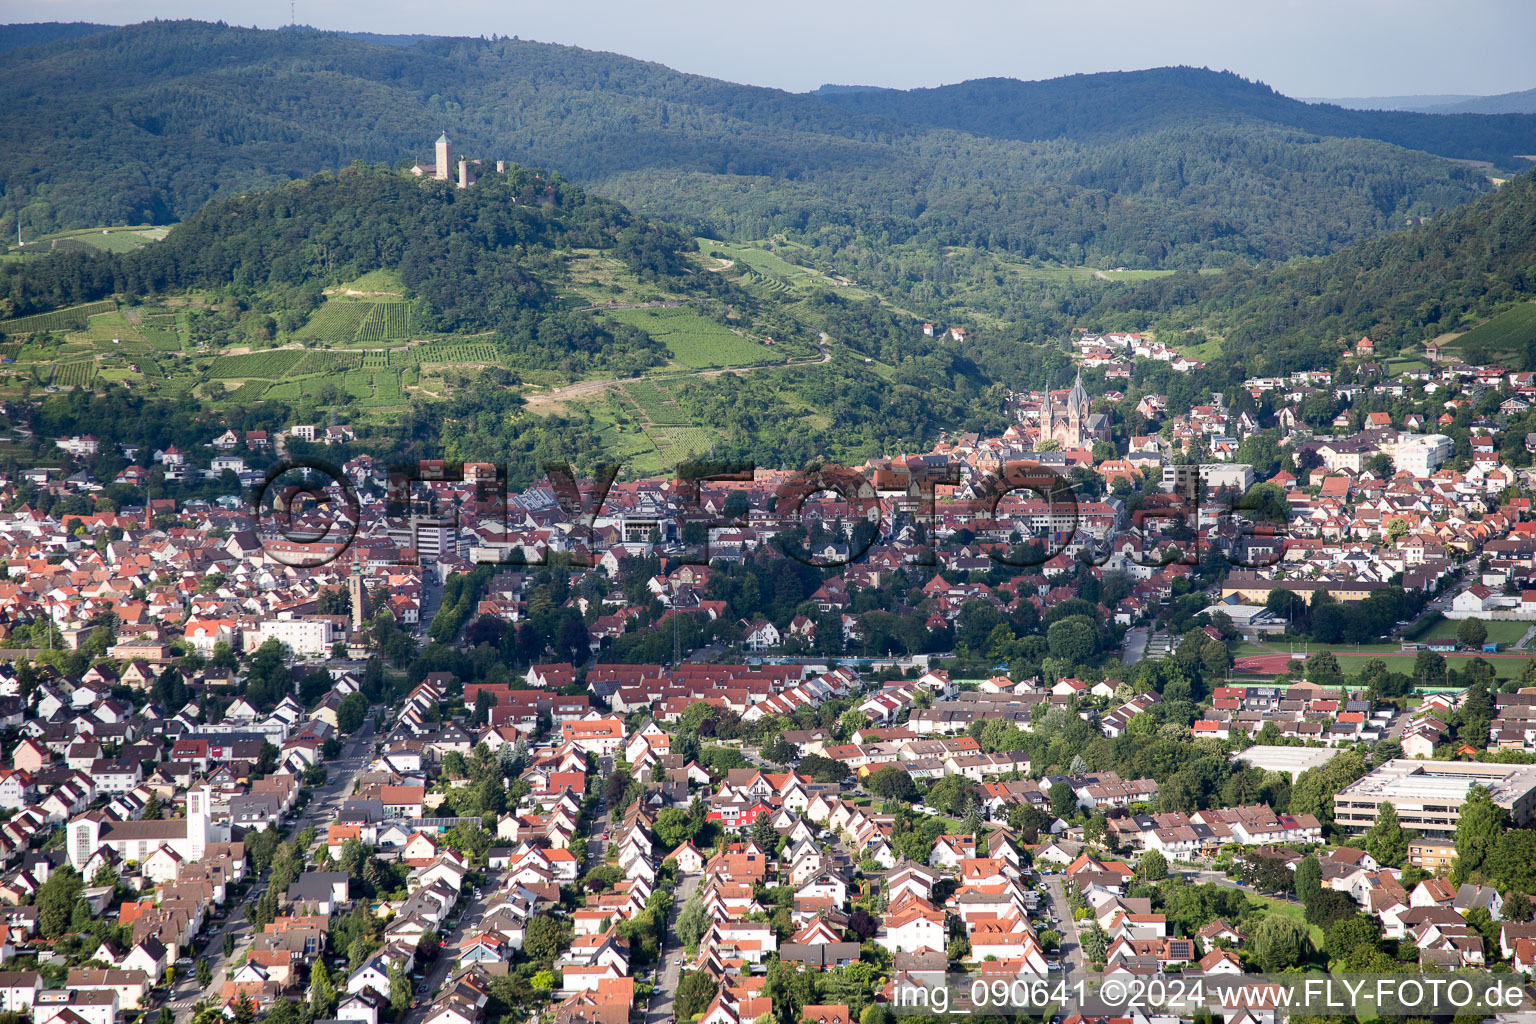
[290,350,363,376]
[203,350,305,379]
[619,380,691,426]
[356,303,411,342]
[1456,302,1536,361]
[0,300,116,335]
[605,307,778,369]
[410,341,502,364]
[294,300,412,343]
[51,361,96,387]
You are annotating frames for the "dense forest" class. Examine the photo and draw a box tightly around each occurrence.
[0,20,1517,287]
[1069,169,1536,376]
[812,67,1536,164]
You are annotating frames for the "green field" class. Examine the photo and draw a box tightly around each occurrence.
[292,299,412,344]
[1454,302,1536,359]
[606,307,780,369]
[1406,614,1528,648]
[1332,652,1534,680]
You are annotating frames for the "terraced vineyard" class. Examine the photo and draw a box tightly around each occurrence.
[0,300,116,335]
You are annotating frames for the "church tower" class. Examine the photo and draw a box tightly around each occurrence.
[435,132,451,181]
[1068,370,1089,444]
[187,784,212,860]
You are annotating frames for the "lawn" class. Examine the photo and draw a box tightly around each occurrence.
[1406,614,1528,649]
[1333,652,1534,680]
[1247,894,1324,948]
[605,307,780,369]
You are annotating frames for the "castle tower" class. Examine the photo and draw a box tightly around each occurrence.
[458,159,468,190]
[435,132,451,181]
[187,784,212,860]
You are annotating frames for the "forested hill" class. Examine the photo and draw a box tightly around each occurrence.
[0,164,706,330]
[0,19,1517,280]
[810,68,1536,165]
[1080,169,1536,377]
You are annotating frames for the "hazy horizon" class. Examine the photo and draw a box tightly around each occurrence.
[4,0,1535,99]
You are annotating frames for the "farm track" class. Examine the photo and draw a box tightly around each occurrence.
[521,333,832,414]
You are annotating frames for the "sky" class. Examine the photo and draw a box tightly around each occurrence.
[8,0,1536,98]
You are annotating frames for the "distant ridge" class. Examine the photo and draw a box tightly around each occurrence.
[1306,90,1536,115]
[1301,94,1480,112]
[0,21,112,54]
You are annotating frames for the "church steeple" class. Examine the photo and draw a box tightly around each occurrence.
[1068,369,1090,419]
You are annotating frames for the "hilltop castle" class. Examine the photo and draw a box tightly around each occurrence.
[408,132,504,189]
[1038,370,1110,449]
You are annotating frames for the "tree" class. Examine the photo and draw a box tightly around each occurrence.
[524,914,565,964]
[337,691,368,734]
[1251,915,1309,971]
[1505,891,1533,923]
[653,808,701,849]
[196,958,213,990]
[222,932,236,958]
[1324,914,1381,964]
[675,970,718,1021]
[1294,856,1322,908]
[1138,850,1168,881]
[1049,781,1077,819]
[1453,785,1507,881]
[1304,649,1342,686]
[1457,618,1489,649]
[35,865,83,937]
[868,767,919,803]
[1460,680,1494,746]
[1414,649,1446,686]
[1046,617,1097,664]
[1080,923,1109,964]
[1485,827,1536,894]
[388,963,412,1017]
[675,888,710,950]
[309,960,338,1019]
[1364,800,1408,867]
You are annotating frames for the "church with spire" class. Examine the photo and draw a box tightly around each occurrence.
[1036,370,1110,449]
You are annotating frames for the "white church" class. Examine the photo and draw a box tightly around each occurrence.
[68,786,215,878]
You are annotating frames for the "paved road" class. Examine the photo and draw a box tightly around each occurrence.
[1120,627,1149,666]
[170,713,379,1021]
[402,872,498,1024]
[647,871,700,1024]
[1042,876,1083,975]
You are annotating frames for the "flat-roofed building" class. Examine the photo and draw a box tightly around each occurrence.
[1334,759,1536,836]
[1233,745,1339,779]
